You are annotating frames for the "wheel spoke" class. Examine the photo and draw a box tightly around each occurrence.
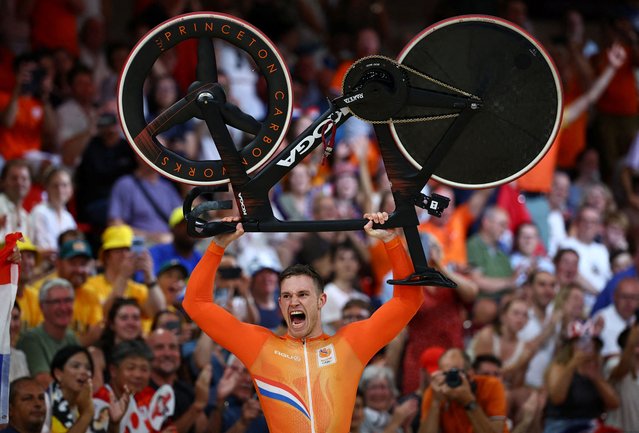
[197,37,218,82]
[220,102,261,135]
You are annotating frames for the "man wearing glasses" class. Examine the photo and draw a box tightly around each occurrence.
[16,278,78,388]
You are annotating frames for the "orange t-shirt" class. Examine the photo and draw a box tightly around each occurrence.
[30,0,80,56]
[419,203,473,267]
[596,45,639,115]
[420,375,509,433]
[0,92,44,160]
[516,131,561,194]
[557,77,588,169]
[184,238,423,433]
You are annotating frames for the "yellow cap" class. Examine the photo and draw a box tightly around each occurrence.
[101,225,134,251]
[17,236,38,253]
[168,207,184,229]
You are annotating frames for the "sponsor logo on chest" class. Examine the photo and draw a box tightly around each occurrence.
[317,344,337,367]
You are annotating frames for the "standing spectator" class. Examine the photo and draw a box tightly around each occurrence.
[467,206,517,326]
[16,278,79,388]
[419,348,508,433]
[593,277,639,357]
[83,224,165,325]
[0,377,47,433]
[559,206,611,310]
[74,107,137,232]
[0,160,32,240]
[108,160,183,245]
[149,207,202,277]
[544,329,620,432]
[605,323,639,430]
[246,254,281,330]
[30,0,84,57]
[28,166,77,257]
[547,171,571,258]
[56,65,97,168]
[517,270,562,389]
[147,328,210,433]
[592,247,639,315]
[0,53,56,162]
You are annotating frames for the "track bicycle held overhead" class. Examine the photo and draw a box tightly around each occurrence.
[118,13,562,288]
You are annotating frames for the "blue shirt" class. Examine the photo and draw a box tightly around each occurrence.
[590,266,637,316]
[149,243,203,276]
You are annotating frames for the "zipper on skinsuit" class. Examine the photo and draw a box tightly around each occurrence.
[302,339,316,433]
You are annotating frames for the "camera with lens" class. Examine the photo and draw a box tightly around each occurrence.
[219,266,242,279]
[444,368,463,388]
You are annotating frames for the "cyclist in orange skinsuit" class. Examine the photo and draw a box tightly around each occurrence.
[183,212,424,433]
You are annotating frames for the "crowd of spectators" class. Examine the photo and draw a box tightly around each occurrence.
[3,0,639,432]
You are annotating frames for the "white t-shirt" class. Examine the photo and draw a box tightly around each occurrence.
[559,237,611,309]
[604,356,639,430]
[518,304,559,388]
[595,304,631,357]
[29,201,77,251]
[321,282,370,335]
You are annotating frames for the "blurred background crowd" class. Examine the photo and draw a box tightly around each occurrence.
[3,0,639,432]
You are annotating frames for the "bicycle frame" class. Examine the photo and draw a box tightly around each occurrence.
[185,81,480,286]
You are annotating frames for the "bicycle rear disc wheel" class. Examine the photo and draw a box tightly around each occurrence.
[391,15,562,189]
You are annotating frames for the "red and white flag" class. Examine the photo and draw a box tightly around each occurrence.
[0,232,22,424]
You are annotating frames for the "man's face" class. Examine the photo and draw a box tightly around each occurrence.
[71,72,96,105]
[576,208,602,243]
[40,286,74,329]
[279,275,326,339]
[111,357,151,395]
[341,306,370,327]
[226,359,254,401]
[252,269,279,296]
[148,330,181,377]
[3,165,31,203]
[531,272,557,309]
[614,279,639,320]
[363,377,394,412]
[555,251,579,284]
[10,381,46,432]
[474,362,502,380]
[158,268,185,305]
[57,256,92,288]
[484,210,509,242]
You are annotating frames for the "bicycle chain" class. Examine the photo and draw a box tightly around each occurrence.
[343,55,480,124]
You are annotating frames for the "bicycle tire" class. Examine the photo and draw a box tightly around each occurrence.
[391,15,562,189]
[118,12,293,185]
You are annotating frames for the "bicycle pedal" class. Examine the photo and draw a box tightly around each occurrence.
[387,269,457,288]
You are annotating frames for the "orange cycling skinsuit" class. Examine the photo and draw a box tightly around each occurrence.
[183,236,424,433]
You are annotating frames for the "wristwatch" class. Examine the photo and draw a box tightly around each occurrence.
[464,400,478,411]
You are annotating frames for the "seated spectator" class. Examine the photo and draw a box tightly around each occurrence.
[212,252,259,325]
[151,309,195,352]
[211,354,268,433]
[419,348,508,433]
[74,107,137,231]
[339,298,373,329]
[108,158,183,245]
[28,166,77,265]
[322,240,370,335]
[358,365,418,433]
[83,224,164,326]
[605,323,639,430]
[547,171,571,258]
[274,163,315,221]
[149,207,202,277]
[245,253,281,329]
[544,327,620,432]
[48,345,95,432]
[0,159,33,240]
[156,259,187,312]
[16,278,78,388]
[592,247,639,316]
[467,206,518,326]
[593,276,639,357]
[147,328,210,433]
[553,247,598,298]
[90,298,145,389]
[472,354,503,380]
[470,298,534,388]
[93,340,171,433]
[9,303,29,382]
[509,222,554,287]
[14,236,41,329]
[0,377,47,433]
